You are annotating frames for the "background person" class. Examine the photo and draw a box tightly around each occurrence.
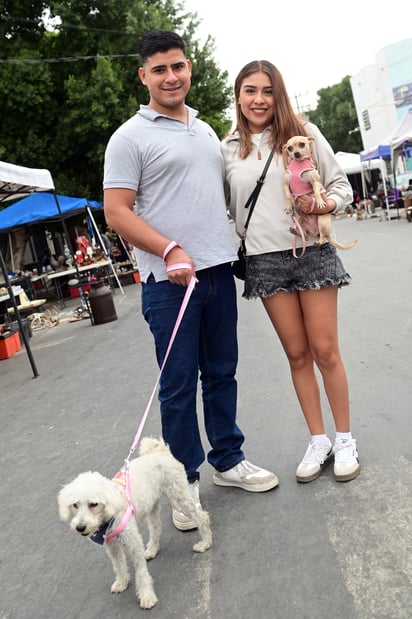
[222,60,360,483]
[103,32,278,531]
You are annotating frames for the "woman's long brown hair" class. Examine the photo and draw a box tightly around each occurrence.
[232,60,306,159]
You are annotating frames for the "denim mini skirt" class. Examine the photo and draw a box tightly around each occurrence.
[243,243,351,299]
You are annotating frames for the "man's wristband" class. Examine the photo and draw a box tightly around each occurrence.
[166,262,193,272]
[162,241,181,263]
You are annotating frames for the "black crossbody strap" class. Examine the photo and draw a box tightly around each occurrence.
[243,147,275,235]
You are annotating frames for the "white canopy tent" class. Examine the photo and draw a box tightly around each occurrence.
[335,151,385,177]
[390,133,412,179]
[334,152,391,217]
[359,109,412,218]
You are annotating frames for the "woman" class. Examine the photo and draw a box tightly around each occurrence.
[222,60,360,483]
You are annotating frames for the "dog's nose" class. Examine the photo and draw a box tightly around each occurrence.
[76,524,87,533]
[294,152,301,158]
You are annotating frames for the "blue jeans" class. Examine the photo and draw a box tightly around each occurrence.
[141,263,245,482]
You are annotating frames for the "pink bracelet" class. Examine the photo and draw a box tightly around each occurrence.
[166,262,193,272]
[162,241,181,263]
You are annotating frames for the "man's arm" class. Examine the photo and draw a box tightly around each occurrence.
[104,188,196,285]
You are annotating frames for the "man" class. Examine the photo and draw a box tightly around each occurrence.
[103,30,278,531]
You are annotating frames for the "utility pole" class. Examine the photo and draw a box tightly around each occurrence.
[293,92,311,117]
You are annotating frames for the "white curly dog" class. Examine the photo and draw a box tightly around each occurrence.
[57,437,212,610]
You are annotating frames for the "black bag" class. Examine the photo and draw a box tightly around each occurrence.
[231,240,246,280]
[231,148,275,281]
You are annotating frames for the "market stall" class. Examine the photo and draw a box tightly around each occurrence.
[0,161,121,377]
[0,161,57,377]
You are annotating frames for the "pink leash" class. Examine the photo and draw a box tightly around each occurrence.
[291,214,307,258]
[105,275,197,543]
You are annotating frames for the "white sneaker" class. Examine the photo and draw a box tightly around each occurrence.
[213,459,279,492]
[172,480,200,531]
[296,440,333,482]
[333,438,360,482]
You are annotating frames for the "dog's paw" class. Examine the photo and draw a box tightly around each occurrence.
[139,591,158,609]
[193,539,211,553]
[111,577,129,593]
[284,205,293,214]
[144,544,159,561]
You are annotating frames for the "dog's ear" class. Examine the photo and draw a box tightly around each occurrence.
[308,137,315,145]
[57,487,72,522]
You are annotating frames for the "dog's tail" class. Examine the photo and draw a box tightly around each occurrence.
[328,238,357,250]
[138,437,170,456]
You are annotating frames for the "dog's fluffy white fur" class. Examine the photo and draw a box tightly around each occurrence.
[57,437,212,609]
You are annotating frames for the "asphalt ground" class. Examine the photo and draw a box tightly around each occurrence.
[0,214,411,619]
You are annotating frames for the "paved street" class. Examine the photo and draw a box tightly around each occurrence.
[0,215,411,619]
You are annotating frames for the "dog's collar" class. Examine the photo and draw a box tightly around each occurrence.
[89,517,115,546]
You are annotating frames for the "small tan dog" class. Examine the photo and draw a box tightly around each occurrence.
[283,135,356,250]
[58,437,212,610]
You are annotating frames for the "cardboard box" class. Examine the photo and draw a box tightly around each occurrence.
[0,330,21,360]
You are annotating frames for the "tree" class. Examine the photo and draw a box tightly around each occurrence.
[0,0,233,200]
[307,77,363,154]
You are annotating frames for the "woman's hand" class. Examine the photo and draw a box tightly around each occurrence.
[296,194,336,214]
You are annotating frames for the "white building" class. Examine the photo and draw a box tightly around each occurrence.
[350,38,412,151]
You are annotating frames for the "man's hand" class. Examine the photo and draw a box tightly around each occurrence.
[164,245,198,286]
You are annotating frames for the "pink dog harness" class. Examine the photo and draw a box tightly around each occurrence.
[89,470,133,545]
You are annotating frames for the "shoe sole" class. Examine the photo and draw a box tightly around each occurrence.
[213,474,279,492]
[334,463,361,482]
[172,516,197,531]
[296,451,333,483]
[296,469,323,483]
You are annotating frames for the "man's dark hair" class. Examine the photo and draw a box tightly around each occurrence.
[138,30,186,64]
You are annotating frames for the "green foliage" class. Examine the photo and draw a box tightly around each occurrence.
[308,77,363,153]
[0,0,233,200]
[186,35,233,138]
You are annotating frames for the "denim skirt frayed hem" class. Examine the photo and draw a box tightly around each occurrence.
[243,243,352,300]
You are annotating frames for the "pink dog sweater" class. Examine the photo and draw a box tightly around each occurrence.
[288,158,316,198]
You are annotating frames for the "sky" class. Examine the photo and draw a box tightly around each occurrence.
[183,0,412,114]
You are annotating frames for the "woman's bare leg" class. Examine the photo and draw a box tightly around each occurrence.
[262,290,324,434]
[298,286,350,432]
[262,286,350,433]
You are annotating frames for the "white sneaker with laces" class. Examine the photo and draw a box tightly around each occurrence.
[172,480,200,531]
[213,459,279,492]
[333,438,360,481]
[296,440,333,482]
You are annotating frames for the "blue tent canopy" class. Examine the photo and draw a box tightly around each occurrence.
[0,192,102,232]
[360,144,391,161]
[360,108,412,162]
